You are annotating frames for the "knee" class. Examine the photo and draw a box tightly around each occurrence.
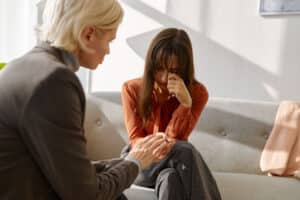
[173,141,195,153]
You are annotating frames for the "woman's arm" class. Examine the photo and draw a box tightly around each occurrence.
[121,81,146,146]
[165,83,209,140]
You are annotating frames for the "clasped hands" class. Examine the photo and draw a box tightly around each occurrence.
[128,132,175,170]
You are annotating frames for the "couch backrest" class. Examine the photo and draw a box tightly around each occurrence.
[84,94,127,160]
[190,98,277,174]
[84,92,278,174]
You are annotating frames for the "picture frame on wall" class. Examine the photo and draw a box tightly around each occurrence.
[260,0,300,15]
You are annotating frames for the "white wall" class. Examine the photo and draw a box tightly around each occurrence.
[2,0,298,101]
[0,0,38,62]
[91,0,164,92]
[0,0,89,91]
[92,0,300,102]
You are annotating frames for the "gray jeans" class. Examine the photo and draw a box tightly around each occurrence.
[121,141,222,200]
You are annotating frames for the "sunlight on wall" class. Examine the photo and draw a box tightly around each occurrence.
[0,0,38,62]
[140,0,167,13]
[262,82,279,100]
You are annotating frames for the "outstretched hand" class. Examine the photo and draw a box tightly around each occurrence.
[152,132,176,160]
[128,134,170,169]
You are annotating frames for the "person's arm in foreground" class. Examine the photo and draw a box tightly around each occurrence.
[121,82,147,146]
[20,69,167,200]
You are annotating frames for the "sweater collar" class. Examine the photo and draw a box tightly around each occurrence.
[37,41,80,72]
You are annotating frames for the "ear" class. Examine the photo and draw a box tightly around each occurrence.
[81,26,97,44]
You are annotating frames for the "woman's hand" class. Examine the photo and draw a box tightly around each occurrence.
[128,134,169,169]
[167,73,192,107]
[152,132,176,160]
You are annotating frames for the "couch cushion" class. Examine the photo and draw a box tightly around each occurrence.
[215,172,300,200]
[124,185,157,200]
[190,98,278,174]
[124,173,300,200]
[84,95,126,160]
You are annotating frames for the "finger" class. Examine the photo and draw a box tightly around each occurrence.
[155,132,166,138]
[154,149,167,160]
[167,87,177,95]
[137,134,162,147]
[157,144,171,157]
[153,132,168,144]
[167,84,176,90]
[143,135,166,150]
[168,80,183,89]
[152,147,166,161]
[167,80,178,86]
[166,137,176,144]
[153,142,168,156]
[135,135,152,146]
[153,149,165,158]
[155,143,173,159]
[167,140,176,150]
[147,136,169,154]
[168,73,180,79]
[167,81,177,87]
[153,156,164,163]
[168,77,177,83]
[148,137,167,151]
[167,90,176,97]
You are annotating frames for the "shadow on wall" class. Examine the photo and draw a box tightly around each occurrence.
[122,0,281,101]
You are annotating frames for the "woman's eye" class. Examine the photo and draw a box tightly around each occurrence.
[156,66,164,71]
[169,69,178,73]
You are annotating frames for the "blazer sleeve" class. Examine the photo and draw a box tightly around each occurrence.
[165,83,209,140]
[20,69,138,200]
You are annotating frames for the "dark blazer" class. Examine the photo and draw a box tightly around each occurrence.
[0,42,138,200]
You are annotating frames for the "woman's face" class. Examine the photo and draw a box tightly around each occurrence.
[77,27,117,70]
[154,56,181,93]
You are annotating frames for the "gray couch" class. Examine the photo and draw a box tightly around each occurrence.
[84,93,300,200]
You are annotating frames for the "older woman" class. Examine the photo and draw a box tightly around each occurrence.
[0,0,168,199]
[121,28,222,200]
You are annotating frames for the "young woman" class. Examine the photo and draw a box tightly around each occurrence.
[122,28,222,200]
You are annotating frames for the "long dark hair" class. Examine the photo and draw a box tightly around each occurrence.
[138,28,196,126]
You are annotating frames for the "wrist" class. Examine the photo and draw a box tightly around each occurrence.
[182,99,192,108]
[124,156,142,172]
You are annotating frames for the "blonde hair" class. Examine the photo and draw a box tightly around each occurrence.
[39,0,123,52]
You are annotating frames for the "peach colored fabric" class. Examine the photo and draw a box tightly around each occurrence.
[121,78,208,146]
[260,101,300,176]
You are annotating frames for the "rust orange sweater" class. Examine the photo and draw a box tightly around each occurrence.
[121,78,208,146]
